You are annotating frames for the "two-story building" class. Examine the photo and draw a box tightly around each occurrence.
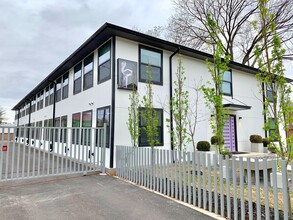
[13,23,272,168]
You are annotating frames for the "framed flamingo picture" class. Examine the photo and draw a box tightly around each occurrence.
[117,58,137,90]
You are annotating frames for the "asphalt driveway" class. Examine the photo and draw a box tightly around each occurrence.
[0,174,221,220]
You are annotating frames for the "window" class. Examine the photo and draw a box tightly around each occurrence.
[266,84,274,102]
[82,110,92,145]
[222,70,232,96]
[49,84,54,105]
[25,102,30,115]
[39,91,44,109]
[96,106,110,148]
[139,108,163,146]
[54,117,60,142]
[139,46,163,85]
[36,121,42,139]
[74,63,82,94]
[31,97,36,113]
[61,115,67,142]
[36,94,40,110]
[98,41,111,83]
[83,54,94,90]
[62,72,69,99]
[56,77,62,102]
[269,118,277,141]
[72,113,81,144]
[45,87,50,107]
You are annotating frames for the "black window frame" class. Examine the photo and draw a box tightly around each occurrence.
[98,41,111,84]
[139,45,163,85]
[222,69,233,96]
[73,63,82,95]
[83,54,94,90]
[56,77,62,103]
[96,106,110,148]
[62,72,69,100]
[139,108,164,147]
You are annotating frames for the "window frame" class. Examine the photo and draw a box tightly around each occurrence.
[222,69,233,96]
[83,54,94,90]
[62,72,69,100]
[266,83,274,103]
[138,107,164,147]
[139,45,163,85]
[98,40,111,84]
[56,77,62,102]
[73,63,82,95]
[96,106,111,148]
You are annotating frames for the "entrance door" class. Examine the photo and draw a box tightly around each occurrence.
[223,115,237,152]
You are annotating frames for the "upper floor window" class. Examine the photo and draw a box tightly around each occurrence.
[45,87,50,107]
[74,63,82,95]
[266,83,274,103]
[62,72,69,99]
[98,41,111,83]
[83,54,94,90]
[31,97,36,113]
[49,84,54,105]
[222,70,232,96]
[139,108,163,147]
[56,77,62,102]
[139,46,163,85]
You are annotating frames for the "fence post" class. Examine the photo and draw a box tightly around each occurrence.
[101,123,107,174]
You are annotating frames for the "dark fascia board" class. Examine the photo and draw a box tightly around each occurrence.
[12,22,293,110]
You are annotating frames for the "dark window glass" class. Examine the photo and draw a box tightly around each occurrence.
[49,84,54,105]
[60,115,67,142]
[269,118,277,141]
[82,110,92,145]
[83,54,93,90]
[72,113,81,144]
[139,108,163,146]
[74,63,82,94]
[62,72,69,99]
[222,70,232,96]
[96,106,110,148]
[98,41,111,83]
[139,46,162,85]
[266,84,274,102]
[45,87,50,107]
[56,78,62,102]
[39,92,44,109]
[54,117,60,142]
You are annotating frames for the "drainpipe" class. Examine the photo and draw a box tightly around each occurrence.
[49,80,56,152]
[16,109,20,138]
[169,47,180,150]
[262,82,267,138]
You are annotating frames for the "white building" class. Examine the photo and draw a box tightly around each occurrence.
[13,23,277,168]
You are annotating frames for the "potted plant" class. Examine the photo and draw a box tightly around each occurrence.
[250,134,263,152]
[267,143,277,154]
[210,135,224,153]
[196,141,214,166]
[262,138,270,153]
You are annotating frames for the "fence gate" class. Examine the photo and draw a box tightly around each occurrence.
[0,125,106,182]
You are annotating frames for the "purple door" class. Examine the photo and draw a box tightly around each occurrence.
[223,115,236,152]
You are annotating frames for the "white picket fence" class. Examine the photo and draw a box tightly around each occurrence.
[116,146,293,220]
[0,125,106,181]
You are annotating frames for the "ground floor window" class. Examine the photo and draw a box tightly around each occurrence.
[96,106,110,148]
[139,108,163,147]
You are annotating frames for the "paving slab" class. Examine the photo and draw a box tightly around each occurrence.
[0,174,221,220]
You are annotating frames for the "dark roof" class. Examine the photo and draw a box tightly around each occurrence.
[12,22,290,110]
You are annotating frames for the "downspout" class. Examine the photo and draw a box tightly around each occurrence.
[27,100,32,144]
[16,109,20,138]
[52,82,57,127]
[169,47,180,150]
[262,82,267,138]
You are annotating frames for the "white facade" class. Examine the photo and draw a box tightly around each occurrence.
[13,23,267,168]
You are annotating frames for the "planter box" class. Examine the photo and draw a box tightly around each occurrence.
[223,165,232,179]
[251,143,264,153]
[198,151,216,167]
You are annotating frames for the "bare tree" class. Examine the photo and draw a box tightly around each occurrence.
[166,0,293,66]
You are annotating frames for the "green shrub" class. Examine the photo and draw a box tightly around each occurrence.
[267,143,277,153]
[249,134,263,143]
[196,141,211,151]
[262,138,270,147]
[210,135,224,145]
[221,147,232,158]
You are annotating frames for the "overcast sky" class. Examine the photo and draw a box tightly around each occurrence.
[0,0,173,123]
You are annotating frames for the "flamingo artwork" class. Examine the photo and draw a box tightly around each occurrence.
[120,61,133,88]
